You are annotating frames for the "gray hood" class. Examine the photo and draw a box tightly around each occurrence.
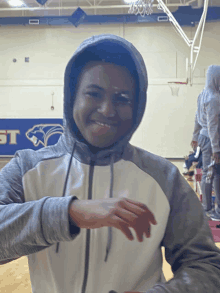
[62,34,148,157]
[192,65,220,153]
[58,34,149,263]
[205,65,220,92]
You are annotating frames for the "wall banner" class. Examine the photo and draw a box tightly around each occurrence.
[0,119,63,156]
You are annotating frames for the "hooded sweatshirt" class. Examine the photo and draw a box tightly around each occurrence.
[192,65,220,153]
[0,34,220,293]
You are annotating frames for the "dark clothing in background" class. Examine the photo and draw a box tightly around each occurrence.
[185,150,203,170]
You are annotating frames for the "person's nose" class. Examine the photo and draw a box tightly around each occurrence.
[97,96,116,117]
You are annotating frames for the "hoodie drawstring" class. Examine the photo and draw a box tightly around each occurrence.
[56,143,76,253]
[55,148,115,260]
[104,154,115,262]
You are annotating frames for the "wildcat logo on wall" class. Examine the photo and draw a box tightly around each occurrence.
[26,124,64,147]
[0,119,63,156]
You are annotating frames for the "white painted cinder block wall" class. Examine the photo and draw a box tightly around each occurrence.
[0,21,220,158]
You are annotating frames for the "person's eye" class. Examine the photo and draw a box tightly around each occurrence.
[115,94,132,105]
[85,92,101,99]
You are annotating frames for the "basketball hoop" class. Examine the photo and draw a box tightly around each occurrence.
[128,0,155,16]
[168,81,188,97]
[128,0,209,85]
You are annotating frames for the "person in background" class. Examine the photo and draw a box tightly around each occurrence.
[1,35,220,293]
[183,146,202,181]
[191,65,220,220]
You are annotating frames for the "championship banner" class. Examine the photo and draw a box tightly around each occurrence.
[0,119,63,157]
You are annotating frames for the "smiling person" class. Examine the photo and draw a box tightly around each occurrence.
[0,35,220,293]
[73,61,135,149]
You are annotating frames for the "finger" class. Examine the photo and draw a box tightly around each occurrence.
[119,200,147,216]
[108,215,134,241]
[133,224,147,242]
[113,207,152,241]
[119,224,134,241]
[134,229,143,242]
[122,198,148,210]
[136,220,151,240]
[123,202,157,226]
[120,199,157,225]
[119,220,143,242]
[144,231,149,238]
[109,209,145,242]
[123,198,155,217]
[133,221,152,241]
[114,206,140,228]
[144,224,151,238]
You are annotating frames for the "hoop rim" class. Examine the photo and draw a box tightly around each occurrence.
[168,81,188,85]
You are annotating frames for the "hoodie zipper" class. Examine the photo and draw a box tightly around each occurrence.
[81,160,95,293]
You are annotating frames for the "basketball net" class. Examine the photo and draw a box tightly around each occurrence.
[128,0,209,86]
[168,82,187,97]
[128,0,155,16]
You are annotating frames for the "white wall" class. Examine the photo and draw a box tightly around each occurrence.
[0,21,220,157]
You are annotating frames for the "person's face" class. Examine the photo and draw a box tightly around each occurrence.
[73,61,136,148]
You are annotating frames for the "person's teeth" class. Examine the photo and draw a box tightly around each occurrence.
[96,121,111,128]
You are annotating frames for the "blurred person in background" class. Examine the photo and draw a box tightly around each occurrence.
[191,65,220,220]
[183,146,202,181]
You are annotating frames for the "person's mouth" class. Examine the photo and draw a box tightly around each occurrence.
[89,120,119,134]
[91,120,119,128]
[94,121,114,128]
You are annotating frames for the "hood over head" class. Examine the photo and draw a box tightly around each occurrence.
[63,34,148,155]
[58,35,148,258]
[205,65,220,93]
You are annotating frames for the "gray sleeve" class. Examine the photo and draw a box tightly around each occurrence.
[192,112,202,141]
[206,96,220,153]
[0,155,80,262]
[146,168,220,293]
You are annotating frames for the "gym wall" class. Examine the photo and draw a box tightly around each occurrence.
[0,21,220,158]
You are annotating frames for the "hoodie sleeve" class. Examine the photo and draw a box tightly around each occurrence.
[192,93,202,142]
[0,154,80,262]
[192,112,202,142]
[146,168,220,293]
[206,95,220,153]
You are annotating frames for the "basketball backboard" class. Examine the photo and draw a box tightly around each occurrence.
[128,0,209,86]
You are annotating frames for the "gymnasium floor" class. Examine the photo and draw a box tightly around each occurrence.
[0,169,220,292]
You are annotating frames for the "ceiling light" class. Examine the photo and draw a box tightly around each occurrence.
[7,0,26,7]
[124,0,137,4]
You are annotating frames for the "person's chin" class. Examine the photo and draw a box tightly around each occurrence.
[90,141,113,148]
[88,136,116,149]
